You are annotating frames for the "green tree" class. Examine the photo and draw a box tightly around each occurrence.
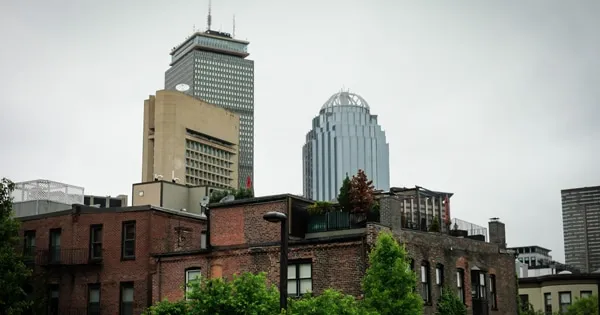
[286,289,376,315]
[143,299,189,315]
[0,178,32,315]
[187,272,279,315]
[209,188,254,204]
[349,169,375,214]
[362,231,423,315]
[436,286,466,315]
[338,174,351,211]
[429,215,441,232]
[566,295,598,315]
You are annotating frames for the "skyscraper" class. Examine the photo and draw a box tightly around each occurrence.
[302,91,390,201]
[165,25,254,189]
[561,185,600,273]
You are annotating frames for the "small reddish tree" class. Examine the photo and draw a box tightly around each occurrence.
[349,169,375,214]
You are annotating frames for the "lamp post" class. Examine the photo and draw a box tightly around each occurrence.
[263,211,288,311]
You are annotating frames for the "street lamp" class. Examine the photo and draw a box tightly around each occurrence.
[263,211,288,311]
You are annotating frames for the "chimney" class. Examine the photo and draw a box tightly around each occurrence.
[488,217,506,248]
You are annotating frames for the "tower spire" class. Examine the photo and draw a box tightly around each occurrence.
[207,0,212,31]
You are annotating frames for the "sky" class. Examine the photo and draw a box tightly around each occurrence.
[1,0,599,262]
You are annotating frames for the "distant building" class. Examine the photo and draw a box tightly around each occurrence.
[84,194,128,208]
[561,185,600,273]
[165,29,254,189]
[141,90,239,189]
[132,180,224,215]
[509,245,553,268]
[519,273,600,313]
[302,91,390,201]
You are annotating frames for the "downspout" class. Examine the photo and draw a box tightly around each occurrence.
[206,208,211,251]
[157,256,162,301]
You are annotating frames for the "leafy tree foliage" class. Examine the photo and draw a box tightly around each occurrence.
[429,215,441,232]
[362,231,423,315]
[0,178,32,315]
[349,169,375,214]
[337,174,351,211]
[436,286,466,315]
[566,295,598,315]
[209,188,254,204]
[143,299,189,315]
[307,201,335,215]
[286,289,376,315]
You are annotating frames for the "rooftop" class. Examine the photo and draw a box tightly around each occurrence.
[320,91,370,111]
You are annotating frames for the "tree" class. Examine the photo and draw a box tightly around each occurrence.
[436,286,466,315]
[566,295,598,315]
[286,289,376,315]
[186,272,279,315]
[349,169,375,214]
[338,174,351,211]
[429,215,441,232]
[143,299,189,315]
[0,178,32,315]
[209,188,254,204]
[362,231,423,315]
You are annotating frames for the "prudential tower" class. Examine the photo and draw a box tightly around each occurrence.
[302,90,390,201]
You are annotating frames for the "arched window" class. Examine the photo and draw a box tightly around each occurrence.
[185,267,202,300]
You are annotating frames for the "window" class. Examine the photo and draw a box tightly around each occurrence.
[287,262,312,297]
[435,264,444,297]
[457,269,465,303]
[470,270,487,299]
[49,229,61,263]
[121,221,136,259]
[88,284,101,315]
[200,232,207,249]
[48,284,60,315]
[580,291,592,299]
[23,230,36,257]
[90,225,103,261]
[120,282,134,315]
[520,295,529,311]
[421,262,431,304]
[559,292,571,313]
[185,268,202,299]
[490,275,498,310]
[544,292,552,315]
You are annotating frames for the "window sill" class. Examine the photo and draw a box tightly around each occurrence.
[121,256,136,261]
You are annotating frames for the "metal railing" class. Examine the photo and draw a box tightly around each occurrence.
[307,212,374,233]
[451,218,488,241]
[38,248,103,266]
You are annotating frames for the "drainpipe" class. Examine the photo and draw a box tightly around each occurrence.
[157,257,162,301]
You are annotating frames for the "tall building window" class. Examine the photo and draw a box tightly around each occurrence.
[420,262,431,304]
[88,284,101,315]
[581,291,592,299]
[200,231,207,249]
[185,268,202,300]
[456,269,465,303]
[559,292,571,313]
[121,221,136,260]
[489,274,497,310]
[287,261,312,297]
[89,225,103,261]
[544,292,552,315]
[49,228,61,264]
[120,282,134,315]
[23,230,36,257]
[48,284,59,315]
[435,264,444,297]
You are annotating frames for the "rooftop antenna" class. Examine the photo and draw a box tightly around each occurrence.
[207,0,212,31]
[193,24,196,33]
[233,14,236,38]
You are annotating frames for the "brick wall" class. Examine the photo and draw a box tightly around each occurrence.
[19,207,205,314]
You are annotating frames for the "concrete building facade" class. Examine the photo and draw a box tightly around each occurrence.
[142,90,239,189]
[132,180,224,215]
[561,185,600,273]
[165,30,254,189]
[302,91,390,201]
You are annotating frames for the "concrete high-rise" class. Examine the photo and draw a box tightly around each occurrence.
[165,29,254,189]
[561,185,600,272]
[302,91,390,201]
[142,90,239,189]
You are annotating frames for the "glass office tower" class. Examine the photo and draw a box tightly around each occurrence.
[302,91,390,201]
[165,30,254,189]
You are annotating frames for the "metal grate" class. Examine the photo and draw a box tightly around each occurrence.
[12,179,84,204]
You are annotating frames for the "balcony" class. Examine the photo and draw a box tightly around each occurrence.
[307,211,378,233]
[38,247,103,266]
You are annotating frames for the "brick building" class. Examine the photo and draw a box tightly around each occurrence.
[19,204,207,315]
[153,193,518,315]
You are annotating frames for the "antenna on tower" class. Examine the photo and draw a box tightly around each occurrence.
[207,0,212,31]
[233,14,236,38]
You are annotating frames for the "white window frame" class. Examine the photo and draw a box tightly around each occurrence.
[185,268,202,300]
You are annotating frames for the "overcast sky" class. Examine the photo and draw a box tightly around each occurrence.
[2,0,599,262]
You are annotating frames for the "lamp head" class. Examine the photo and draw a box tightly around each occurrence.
[263,211,287,223]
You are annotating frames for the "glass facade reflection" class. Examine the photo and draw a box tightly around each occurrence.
[302,91,390,201]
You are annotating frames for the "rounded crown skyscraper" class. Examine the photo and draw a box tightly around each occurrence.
[302,90,390,201]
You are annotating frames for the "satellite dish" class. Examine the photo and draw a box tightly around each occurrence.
[175,83,190,92]
[219,195,235,203]
[200,196,210,207]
